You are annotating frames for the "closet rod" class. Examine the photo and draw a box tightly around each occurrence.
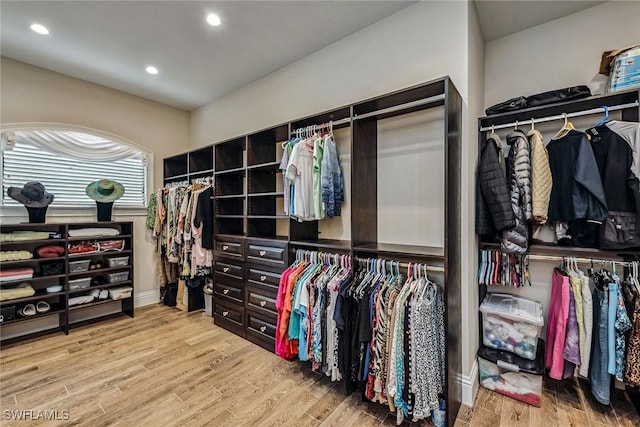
[526,254,636,267]
[290,117,351,135]
[354,256,445,273]
[479,100,640,132]
[353,94,446,121]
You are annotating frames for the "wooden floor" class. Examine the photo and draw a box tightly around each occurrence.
[0,304,637,427]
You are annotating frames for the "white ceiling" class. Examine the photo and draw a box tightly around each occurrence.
[0,1,414,111]
[1,1,608,111]
[474,0,606,42]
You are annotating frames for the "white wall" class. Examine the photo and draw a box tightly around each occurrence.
[191,0,482,405]
[191,1,469,146]
[484,1,640,108]
[462,1,485,404]
[0,57,191,306]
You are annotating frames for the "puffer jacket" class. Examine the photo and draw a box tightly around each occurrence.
[528,130,552,225]
[477,134,515,235]
[502,130,531,254]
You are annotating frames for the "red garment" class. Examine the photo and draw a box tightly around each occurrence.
[275,262,306,359]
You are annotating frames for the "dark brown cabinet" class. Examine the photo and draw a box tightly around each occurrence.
[0,221,134,344]
[164,77,463,425]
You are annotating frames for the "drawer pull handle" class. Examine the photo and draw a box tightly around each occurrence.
[260,275,267,282]
[223,267,229,273]
[222,311,229,317]
[260,326,267,333]
[259,300,267,307]
[259,250,266,257]
[223,289,229,295]
[222,245,229,251]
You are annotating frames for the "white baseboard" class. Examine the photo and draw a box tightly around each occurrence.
[456,359,479,407]
[135,290,160,307]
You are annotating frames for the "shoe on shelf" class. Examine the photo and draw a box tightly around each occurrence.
[36,301,50,313]
[18,304,36,317]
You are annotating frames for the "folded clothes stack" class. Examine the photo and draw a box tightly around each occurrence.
[0,231,51,242]
[0,283,35,301]
[35,245,65,258]
[0,267,35,283]
[0,250,34,261]
[68,228,120,237]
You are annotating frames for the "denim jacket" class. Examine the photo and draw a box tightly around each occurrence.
[321,135,344,218]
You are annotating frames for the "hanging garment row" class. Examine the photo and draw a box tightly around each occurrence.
[477,107,640,252]
[478,249,531,287]
[145,178,213,307]
[281,121,344,221]
[546,259,640,405]
[275,250,446,425]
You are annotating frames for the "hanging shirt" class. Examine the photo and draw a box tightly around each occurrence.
[313,137,325,220]
[286,141,315,221]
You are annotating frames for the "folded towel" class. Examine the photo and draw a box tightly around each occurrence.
[0,268,35,282]
[0,231,50,242]
[68,228,120,237]
[0,250,34,262]
[68,295,95,306]
[0,282,35,301]
[36,246,65,258]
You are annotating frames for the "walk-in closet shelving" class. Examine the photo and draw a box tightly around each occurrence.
[164,76,463,426]
[0,222,134,344]
[476,88,640,408]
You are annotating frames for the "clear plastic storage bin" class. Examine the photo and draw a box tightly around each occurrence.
[108,286,132,300]
[68,259,91,273]
[478,340,544,406]
[480,293,544,360]
[107,256,129,268]
[106,271,130,283]
[68,277,91,290]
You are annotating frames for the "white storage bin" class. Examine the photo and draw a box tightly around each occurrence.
[69,277,91,291]
[108,286,132,300]
[107,256,129,268]
[478,340,544,407]
[480,293,543,360]
[68,259,91,273]
[106,271,130,283]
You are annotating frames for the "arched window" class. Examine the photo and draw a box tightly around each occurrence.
[1,125,151,208]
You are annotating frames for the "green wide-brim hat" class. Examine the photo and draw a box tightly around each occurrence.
[86,179,125,202]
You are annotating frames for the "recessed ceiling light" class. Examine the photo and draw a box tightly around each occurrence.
[145,66,158,75]
[206,13,221,26]
[30,23,49,35]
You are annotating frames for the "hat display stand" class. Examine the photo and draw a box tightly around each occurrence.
[26,206,48,224]
[96,201,114,222]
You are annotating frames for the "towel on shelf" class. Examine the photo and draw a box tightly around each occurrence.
[0,282,35,301]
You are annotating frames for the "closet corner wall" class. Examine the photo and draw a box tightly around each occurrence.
[163,76,464,426]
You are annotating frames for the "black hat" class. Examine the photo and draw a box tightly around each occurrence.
[7,182,54,208]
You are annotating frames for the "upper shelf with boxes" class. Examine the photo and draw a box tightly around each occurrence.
[0,221,134,343]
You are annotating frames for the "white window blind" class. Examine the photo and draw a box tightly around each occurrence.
[2,131,148,208]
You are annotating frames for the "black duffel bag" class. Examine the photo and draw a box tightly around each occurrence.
[485,85,591,116]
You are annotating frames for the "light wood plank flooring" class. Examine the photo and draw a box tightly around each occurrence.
[1,304,637,426]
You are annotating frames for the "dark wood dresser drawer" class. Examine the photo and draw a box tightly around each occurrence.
[214,279,244,304]
[246,239,287,269]
[213,300,245,338]
[246,285,277,316]
[245,311,277,353]
[215,237,244,259]
[214,259,244,281]
[247,267,281,293]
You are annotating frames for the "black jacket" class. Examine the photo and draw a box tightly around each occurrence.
[587,121,640,249]
[477,135,515,235]
[547,130,608,223]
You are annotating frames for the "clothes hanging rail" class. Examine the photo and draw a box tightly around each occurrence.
[353,94,445,121]
[289,117,351,136]
[525,254,636,267]
[354,256,445,273]
[479,100,640,132]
